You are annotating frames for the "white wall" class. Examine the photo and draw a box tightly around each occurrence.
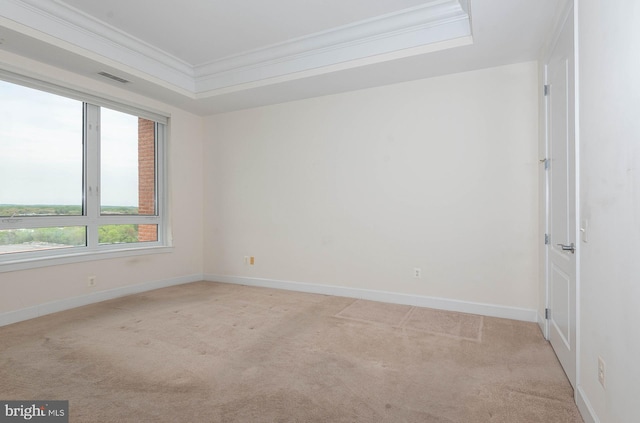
[204,62,540,314]
[0,51,204,319]
[577,0,640,421]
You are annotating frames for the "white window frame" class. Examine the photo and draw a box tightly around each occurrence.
[0,71,171,273]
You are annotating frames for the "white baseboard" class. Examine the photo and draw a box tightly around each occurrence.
[576,386,599,423]
[204,274,538,322]
[0,274,203,327]
[1,273,540,327]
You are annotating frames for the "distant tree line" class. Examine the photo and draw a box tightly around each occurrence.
[0,205,138,217]
[0,225,141,247]
[0,205,141,247]
[0,226,86,247]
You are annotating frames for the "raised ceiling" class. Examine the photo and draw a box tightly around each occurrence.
[62,0,434,66]
[0,0,561,115]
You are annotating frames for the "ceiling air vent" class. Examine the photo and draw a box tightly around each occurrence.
[98,71,130,84]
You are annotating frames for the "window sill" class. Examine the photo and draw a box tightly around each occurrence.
[0,245,173,273]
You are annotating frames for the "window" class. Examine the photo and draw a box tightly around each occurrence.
[0,75,168,267]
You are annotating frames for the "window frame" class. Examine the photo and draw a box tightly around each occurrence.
[0,70,171,272]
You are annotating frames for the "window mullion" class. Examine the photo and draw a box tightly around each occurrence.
[84,104,100,248]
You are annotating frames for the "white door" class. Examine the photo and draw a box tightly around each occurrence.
[546,9,576,388]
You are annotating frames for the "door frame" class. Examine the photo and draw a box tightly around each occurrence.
[541,0,580,393]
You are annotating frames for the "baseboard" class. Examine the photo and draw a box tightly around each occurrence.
[576,386,599,423]
[0,274,203,327]
[1,273,539,327]
[204,274,538,322]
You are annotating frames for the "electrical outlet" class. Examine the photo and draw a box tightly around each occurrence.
[598,356,606,388]
[249,256,255,265]
[244,256,249,265]
[414,268,421,278]
[87,276,96,287]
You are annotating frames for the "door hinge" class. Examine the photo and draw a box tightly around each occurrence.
[539,158,549,170]
[544,234,550,245]
[545,308,551,319]
[544,84,550,96]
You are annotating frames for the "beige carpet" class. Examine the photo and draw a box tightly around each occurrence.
[0,281,583,422]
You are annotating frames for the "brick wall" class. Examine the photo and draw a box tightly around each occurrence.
[138,118,157,242]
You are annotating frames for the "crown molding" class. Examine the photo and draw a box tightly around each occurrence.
[195,1,469,75]
[1,0,195,92]
[0,0,472,99]
[193,0,472,95]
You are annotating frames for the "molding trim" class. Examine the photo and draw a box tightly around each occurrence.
[576,386,599,423]
[193,1,471,95]
[0,272,538,327]
[1,0,195,92]
[1,0,472,98]
[0,274,203,327]
[204,274,538,322]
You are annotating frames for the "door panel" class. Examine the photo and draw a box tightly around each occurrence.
[551,262,571,348]
[546,9,576,388]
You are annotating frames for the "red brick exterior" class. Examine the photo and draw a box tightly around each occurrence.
[138,118,157,242]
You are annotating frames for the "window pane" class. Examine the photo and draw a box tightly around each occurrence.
[0,80,83,216]
[0,226,86,254]
[99,224,157,245]
[100,109,156,215]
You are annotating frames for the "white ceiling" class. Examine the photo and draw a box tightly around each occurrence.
[0,0,562,115]
[61,0,432,66]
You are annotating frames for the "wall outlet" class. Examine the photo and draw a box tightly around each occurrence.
[598,356,606,388]
[414,268,421,278]
[244,256,249,265]
[87,276,96,287]
[249,256,255,265]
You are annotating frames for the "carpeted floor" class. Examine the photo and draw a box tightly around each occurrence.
[0,281,583,422]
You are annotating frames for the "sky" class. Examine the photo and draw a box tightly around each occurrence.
[0,80,140,207]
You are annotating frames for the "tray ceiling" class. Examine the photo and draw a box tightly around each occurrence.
[0,0,561,114]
